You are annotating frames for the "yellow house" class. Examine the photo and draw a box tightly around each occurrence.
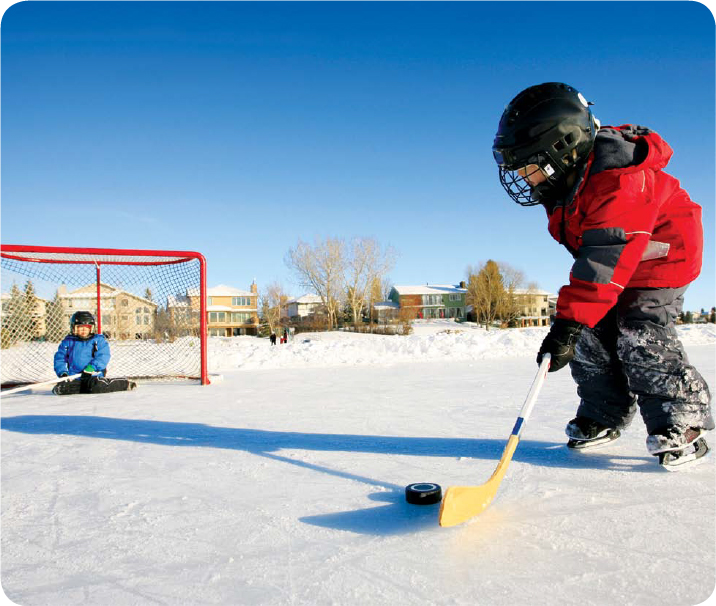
[512,288,553,327]
[186,283,259,337]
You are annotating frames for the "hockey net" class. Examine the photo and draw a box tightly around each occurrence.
[1,245,208,387]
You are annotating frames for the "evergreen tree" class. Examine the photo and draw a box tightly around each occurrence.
[1,284,25,348]
[710,307,716,324]
[23,280,39,339]
[45,291,67,342]
[153,306,173,342]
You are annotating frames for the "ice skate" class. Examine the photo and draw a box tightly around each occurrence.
[52,379,81,396]
[566,416,621,450]
[647,427,710,470]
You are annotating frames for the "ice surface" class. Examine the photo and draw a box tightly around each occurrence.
[2,321,714,605]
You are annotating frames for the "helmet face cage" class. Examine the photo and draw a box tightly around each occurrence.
[496,153,558,206]
[70,311,96,338]
[498,166,540,206]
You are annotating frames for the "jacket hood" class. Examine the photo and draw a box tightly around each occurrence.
[590,125,673,175]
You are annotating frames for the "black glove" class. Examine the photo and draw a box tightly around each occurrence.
[60,373,68,378]
[538,318,583,372]
[80,365,95,394]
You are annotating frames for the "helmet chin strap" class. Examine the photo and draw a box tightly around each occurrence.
[532,178,570,206]
[533,162,582,207]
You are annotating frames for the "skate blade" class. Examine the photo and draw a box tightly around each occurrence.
[567,430,621,451]
[659,439,710,471]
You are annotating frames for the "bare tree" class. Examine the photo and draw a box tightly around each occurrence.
[498,263,526,326]
[260,281,287,335]
[285,237,346,330]
[345,237,397,325]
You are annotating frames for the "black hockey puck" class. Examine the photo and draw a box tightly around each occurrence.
[405,483,442,505]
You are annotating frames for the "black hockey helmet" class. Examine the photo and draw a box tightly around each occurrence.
[70,311,96,338]
[492,82,599,206]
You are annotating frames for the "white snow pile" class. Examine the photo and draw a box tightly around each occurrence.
[209,320,716,372]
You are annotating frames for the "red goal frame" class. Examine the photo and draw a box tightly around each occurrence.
[1,244,209,385]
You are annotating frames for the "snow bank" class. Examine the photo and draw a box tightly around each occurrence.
[208,320,716,373]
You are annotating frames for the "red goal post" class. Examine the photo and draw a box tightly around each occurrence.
[1,245,209,387]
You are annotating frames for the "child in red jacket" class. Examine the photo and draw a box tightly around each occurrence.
[492,82,713,469]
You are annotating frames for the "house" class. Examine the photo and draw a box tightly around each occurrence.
[511,288,553,327]
[0,291,48,340]
[286,294,325,320]
[59,283,157,340]
[388,284,467,320]
[187,283,259,337]
[372,301,400,322]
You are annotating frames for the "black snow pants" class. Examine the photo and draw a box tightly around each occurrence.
[570,287,714,436]
[53,376,134,396]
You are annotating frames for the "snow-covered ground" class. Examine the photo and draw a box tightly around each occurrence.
[2,321,715,606]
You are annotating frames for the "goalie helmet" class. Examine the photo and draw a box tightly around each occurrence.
[492,82,599,206]
[70,311,96,339]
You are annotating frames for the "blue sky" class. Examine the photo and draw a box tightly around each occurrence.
[2,1,714,311]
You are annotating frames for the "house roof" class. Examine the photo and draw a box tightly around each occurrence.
[187,285,254,297]
[512,288,554,296]
[167,295,189,307]
[62,283,155,306]
[392,284,466,296]
[373,301,399,310]
[208,284,254,296]
[287,294,323,305]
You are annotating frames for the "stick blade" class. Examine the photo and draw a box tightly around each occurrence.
[438,435,519,527]
[438,483,499,527]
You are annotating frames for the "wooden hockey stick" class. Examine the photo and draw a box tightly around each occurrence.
[439,354,551,527]
[1,374,83,396]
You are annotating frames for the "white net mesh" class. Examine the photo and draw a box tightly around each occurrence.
[1,247,206,386]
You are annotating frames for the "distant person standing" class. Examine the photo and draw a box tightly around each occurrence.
[270,332,277,346]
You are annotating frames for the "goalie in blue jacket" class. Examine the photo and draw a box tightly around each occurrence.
[53,311,137,395]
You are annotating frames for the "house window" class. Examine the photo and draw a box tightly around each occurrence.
[422,294,442,306]
[232,296,251,306]
[208,297,213,306]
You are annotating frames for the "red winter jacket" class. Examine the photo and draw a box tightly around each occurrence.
[548,125,703,327]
